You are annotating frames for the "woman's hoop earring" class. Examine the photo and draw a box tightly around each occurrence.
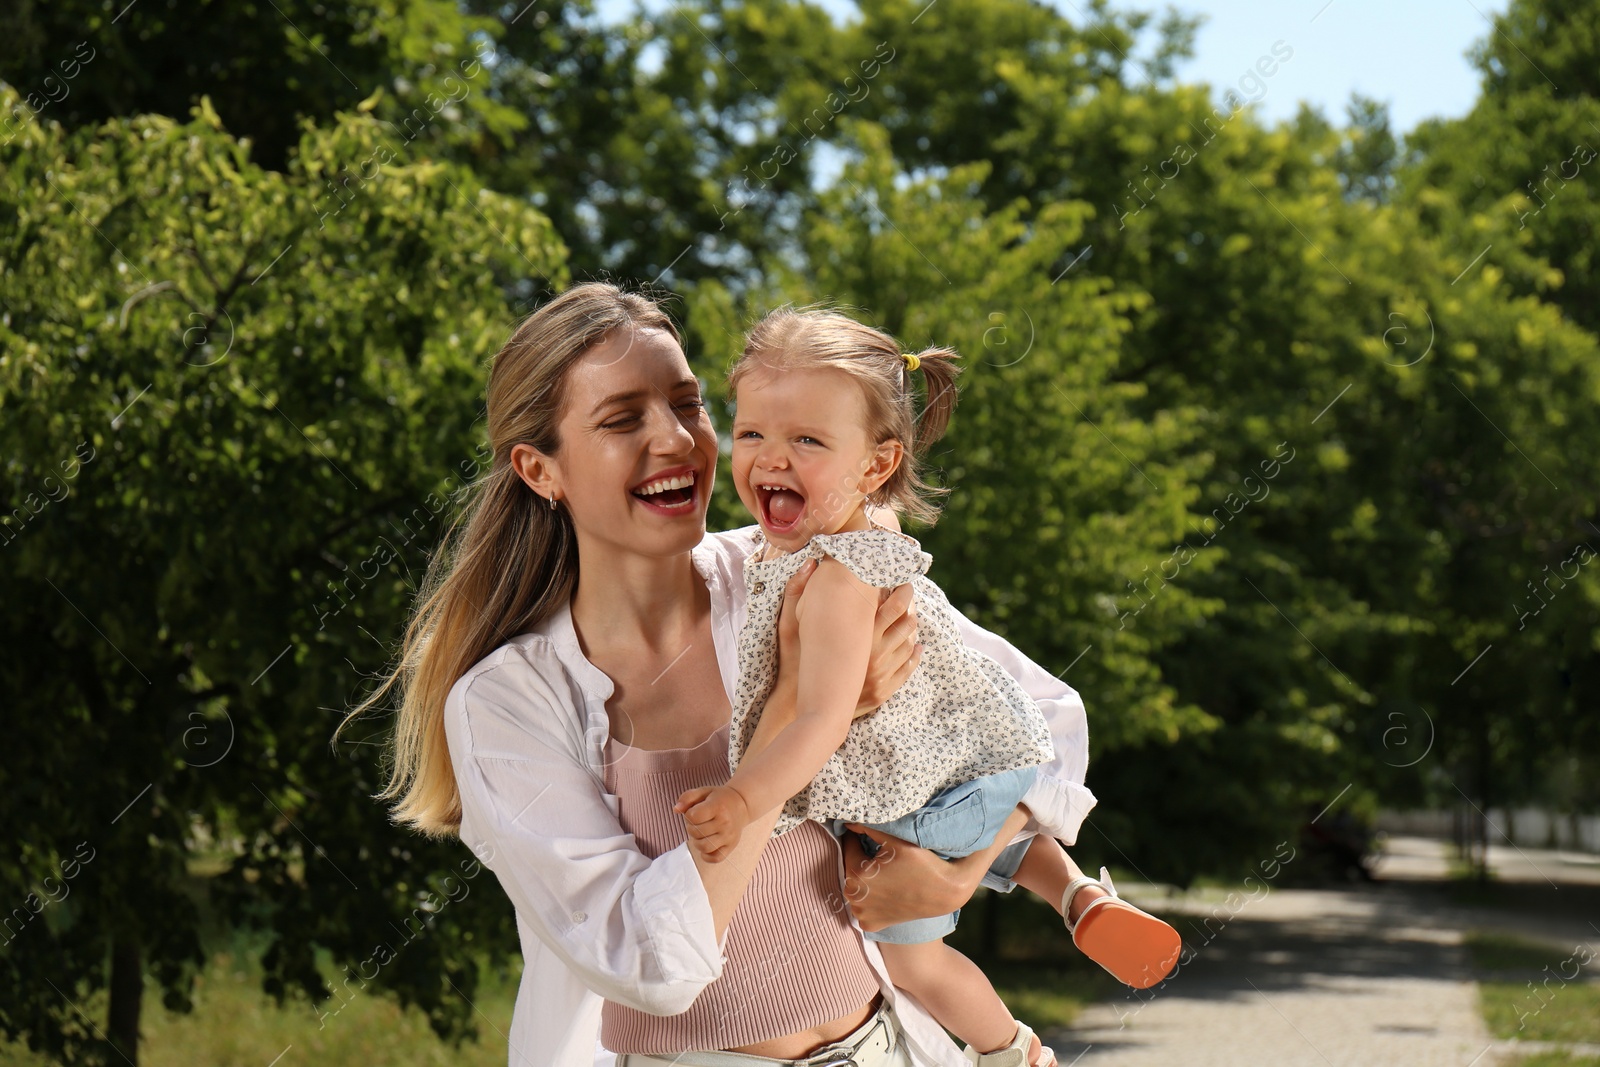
[547,495,557,510]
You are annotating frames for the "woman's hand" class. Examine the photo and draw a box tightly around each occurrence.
[857,584,919,718]
[839,805,1032,930]
[839,825,969,929]
[772,562,921,721]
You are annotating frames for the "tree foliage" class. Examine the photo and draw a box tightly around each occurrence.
[0,89,563,1062]
[653,0,1599,875]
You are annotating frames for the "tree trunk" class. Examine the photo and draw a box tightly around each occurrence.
[1476,727,1493,883]
[108,937,141,1066]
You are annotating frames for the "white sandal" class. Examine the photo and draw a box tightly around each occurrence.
[961,1019,1055,1067]
[1062,867,1182,989]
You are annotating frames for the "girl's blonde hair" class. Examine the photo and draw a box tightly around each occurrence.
[338,282,679,838]
[729,308,961,525]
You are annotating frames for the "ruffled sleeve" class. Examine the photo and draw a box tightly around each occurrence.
[809,528,932,589]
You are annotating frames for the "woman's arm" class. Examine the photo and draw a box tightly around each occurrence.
[445,565,827,1016]
[448,562,922,1014]
[448,669,724,1017]
[949,608,1097,844]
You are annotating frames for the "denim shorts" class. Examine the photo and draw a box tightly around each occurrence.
[829,764,1038,944]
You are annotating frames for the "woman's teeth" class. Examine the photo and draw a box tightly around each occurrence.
[635,472,695,496]
[632,470,697,510]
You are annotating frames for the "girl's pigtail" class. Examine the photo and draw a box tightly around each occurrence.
[911,347,962,454]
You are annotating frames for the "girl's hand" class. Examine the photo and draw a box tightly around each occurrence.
[838,823,975,929]
[675,785,751,864]
[857,584,920,718]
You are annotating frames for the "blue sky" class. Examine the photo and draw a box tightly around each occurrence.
[596,0,1508,134]
[1167,0,1508,132]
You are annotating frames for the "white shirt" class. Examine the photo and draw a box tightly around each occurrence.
[443,525,1098,1067]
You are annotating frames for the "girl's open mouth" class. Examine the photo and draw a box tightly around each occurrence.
[631,468,699,514]
[755,483,807,535]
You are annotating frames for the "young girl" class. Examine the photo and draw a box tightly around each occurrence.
[675,309,1181,1067]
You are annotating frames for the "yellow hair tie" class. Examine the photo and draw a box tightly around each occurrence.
[902,352,921,372]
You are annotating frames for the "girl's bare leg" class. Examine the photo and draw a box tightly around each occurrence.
[1011,833,1109,923]
[878,941,1051,1066]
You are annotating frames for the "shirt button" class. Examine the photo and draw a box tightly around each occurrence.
[751,581,764,595]
[572,911,587,923]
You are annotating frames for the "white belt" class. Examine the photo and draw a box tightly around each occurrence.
[615,1002,899,1067]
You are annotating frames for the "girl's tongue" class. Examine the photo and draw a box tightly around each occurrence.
[765,488,806,528]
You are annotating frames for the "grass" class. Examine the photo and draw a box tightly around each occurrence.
[1467,931,1573,972]
[0,932,519,1067]
[0,873,1127,1063]
[1510,1055,1600,1067]
[989,964,1124,1029]
[1464,930,1600,1046]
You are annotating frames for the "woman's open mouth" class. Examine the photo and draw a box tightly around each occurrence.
[755,483,807,535]
[631,468,699,515]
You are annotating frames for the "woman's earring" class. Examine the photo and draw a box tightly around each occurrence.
[548,495,557,510]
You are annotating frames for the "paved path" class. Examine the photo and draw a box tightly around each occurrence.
[1037,837,1600,1067]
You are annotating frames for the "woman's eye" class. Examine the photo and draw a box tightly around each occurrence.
[603,416,639,429]
[677,399,706,414]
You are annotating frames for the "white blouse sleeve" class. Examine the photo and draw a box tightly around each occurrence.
[946,607,1099,844]
[445,652,726,1016]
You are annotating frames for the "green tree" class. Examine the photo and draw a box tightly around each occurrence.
[1403,0,1600,333]
[653,0,1600,877]
[1394,0,1600,855]
[0,0,525,169]
[0,89,565,1063]
[685,123,1224,861]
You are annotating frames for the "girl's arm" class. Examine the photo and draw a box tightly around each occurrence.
[680,558,876,860]
[735,558,876,808]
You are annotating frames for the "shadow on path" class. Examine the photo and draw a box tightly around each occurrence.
[1037,839,1600,1067]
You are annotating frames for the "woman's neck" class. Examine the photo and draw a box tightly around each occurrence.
[569,541,705,657]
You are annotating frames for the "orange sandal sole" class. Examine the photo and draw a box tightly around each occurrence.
[1071,896,1182,989]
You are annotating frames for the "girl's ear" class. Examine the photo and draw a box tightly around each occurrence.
[860,439,904,496]
[510,443,562,503]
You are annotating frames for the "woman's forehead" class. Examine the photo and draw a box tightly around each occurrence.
[567,328,691,398]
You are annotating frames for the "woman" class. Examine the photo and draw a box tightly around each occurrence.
[352,283,1098,1067]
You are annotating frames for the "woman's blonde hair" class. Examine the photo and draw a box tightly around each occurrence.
[729,308,961,525]
[338,282,679,838]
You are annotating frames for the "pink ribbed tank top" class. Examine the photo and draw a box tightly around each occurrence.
[600,721,881,1054]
